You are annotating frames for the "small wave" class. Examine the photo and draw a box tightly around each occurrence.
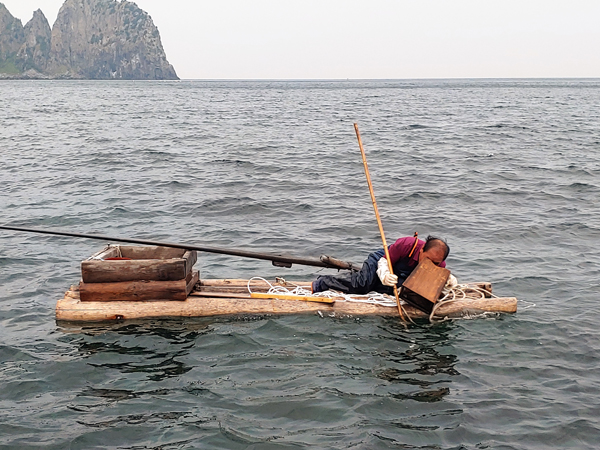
[566,182,598,192]
[209,158,257,168]
[153,179,193,189]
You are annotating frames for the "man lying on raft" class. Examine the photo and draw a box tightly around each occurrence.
[312,235,452,295]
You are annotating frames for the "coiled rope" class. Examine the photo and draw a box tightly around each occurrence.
[429,284,500,323]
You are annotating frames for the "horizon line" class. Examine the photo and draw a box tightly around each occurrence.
[3,76,599,82]
[177,77,600,81]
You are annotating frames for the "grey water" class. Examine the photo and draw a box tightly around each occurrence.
[1,79,599,449]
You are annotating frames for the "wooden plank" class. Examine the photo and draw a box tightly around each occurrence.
[87,246,119,260]
[192,291,253,299]
[197,279,309,294]
[79,270,199,302]
[185,271,198,296]
[400,259,450,311]
[82,259,187,283]
[199,279,312,288]
[196,286,272,294]
[56,287,518,322]
[119,246,186,260]
[183,250,197,276]
[193,291,334,304]
[250,292,335,304]
[466,282,492,297]
[81,247,197,283]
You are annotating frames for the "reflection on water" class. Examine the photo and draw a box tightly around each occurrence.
[376,320,460,404]
[63,321,213,381]
[54,315,466,446]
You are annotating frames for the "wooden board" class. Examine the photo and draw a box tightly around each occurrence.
[79,270,199,302]
[249,292,335,304]
[400,259,450,313]
[119,246,188,260]
[81,246,197,283]
[193,291,336,304]
[56,278,517,322]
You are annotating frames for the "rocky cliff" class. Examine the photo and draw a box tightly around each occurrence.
[17,9,51,73]
[0,3,25,74]
[0,0,178,79]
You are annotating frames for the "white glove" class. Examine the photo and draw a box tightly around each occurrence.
[442,274,458,294]
[376,257,398,287]
[445,274,458,289]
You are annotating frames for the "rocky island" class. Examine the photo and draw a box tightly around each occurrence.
[0,0,178,79]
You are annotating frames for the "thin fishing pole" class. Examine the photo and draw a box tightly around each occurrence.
[354,123,408,323]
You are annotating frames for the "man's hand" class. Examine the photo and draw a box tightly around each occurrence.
[445,274,458,288]
[376,257,398,287]
[382,273,398,287]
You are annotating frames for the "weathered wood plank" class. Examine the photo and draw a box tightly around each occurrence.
[400,259,450,313]
[199,279,312,288]
[196,286,273,294]
[87,246,120,260]
[193,291,336,304]
[470,282,492,297]
[82,259,187,283]
[79,270,199,302]
[119,246,187,260]
[81,247,197,283]
[249,292,335,304]
[183,250,197,276]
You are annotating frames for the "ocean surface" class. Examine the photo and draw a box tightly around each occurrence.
[1,79,599,449]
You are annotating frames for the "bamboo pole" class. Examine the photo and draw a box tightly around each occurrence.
[354,123,407,322]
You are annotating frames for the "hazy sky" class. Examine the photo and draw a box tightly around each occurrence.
[2,0,599,79]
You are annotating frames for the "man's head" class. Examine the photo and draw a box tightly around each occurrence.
[418,236,450,266]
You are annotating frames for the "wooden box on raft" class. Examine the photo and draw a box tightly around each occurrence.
[79,245,199,302]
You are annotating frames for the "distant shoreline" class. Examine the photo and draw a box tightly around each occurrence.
[2,77,599,82]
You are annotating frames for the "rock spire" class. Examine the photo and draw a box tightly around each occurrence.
[0,0,178,79]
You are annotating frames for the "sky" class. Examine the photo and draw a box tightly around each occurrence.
[2,0,599,79]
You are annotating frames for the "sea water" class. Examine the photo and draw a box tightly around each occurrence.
[0,79,599,449]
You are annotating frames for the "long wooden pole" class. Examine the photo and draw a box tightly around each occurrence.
[0,225,358,271]
[354,123,406,322]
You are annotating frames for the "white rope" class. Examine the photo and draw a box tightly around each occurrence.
[246,278,520,323]
[517,299,536,310]
[429,284,501,323]
[246,277,398,307]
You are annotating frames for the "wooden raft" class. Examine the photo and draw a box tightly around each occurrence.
[56,278,518,322]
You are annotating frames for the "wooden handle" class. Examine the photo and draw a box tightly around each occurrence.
[354,124,406,322]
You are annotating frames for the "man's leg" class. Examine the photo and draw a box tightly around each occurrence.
[312,252,382,294]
